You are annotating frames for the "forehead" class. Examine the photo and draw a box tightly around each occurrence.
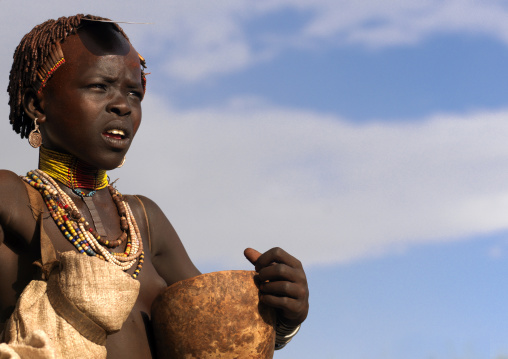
[57,24,141,78]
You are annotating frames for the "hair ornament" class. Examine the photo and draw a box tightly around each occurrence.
[34,42,66,93]
[9,14,148,138]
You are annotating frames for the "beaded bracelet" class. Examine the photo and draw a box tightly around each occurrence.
[274,317,301,350]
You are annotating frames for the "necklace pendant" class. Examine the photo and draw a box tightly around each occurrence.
[83,197,107,238]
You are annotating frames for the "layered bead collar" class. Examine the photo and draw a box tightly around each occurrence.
[38,146,108,190]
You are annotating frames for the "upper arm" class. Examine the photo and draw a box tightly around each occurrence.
[0,170,38,323]
[0,170,22,236]
[132,195,200,286]
[0,170,34,247]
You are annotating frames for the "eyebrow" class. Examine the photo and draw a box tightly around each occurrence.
[85,68,143,87]
[96,74,118,82]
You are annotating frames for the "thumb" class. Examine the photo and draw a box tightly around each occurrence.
[244,248,262,266]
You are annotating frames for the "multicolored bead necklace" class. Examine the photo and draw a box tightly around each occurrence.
[23,152,144,279]
[39,146,108,191]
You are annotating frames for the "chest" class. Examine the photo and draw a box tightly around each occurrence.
[3,191,167,317]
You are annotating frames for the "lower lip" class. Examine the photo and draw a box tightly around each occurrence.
[102,133,131,149]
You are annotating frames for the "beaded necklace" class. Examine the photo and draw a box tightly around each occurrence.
[39,146,108,190]
[23,168,144,279]
[39,146,109,238]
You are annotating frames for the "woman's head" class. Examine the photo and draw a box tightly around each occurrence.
[8,14,147,170]
[8,14,146,139]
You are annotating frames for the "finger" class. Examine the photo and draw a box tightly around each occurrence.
[259,280,307,300]
[254,247,302,270]
[257,263,302,283]
[258,295,308,323]
[244,247,262,266]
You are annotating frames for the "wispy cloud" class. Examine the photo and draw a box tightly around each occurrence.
[140,0,508,82]
[2,92,507,268]
[107,95,508,267]
[1,1,508,268]
[2,0,508,83]
[273,0,508,46]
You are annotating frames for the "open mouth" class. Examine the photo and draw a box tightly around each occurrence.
[103,129,127,140]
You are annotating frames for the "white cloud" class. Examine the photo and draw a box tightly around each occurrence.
[99,96,508,268]
[2,0,508,84]
[2,89,508,268]
[2,1,508,269]
[256,0,508,47]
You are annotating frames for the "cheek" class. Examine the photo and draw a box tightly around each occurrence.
[42,91,78,121]
[132,108,142,135]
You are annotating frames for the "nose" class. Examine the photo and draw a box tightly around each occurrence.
[107,91,131,116]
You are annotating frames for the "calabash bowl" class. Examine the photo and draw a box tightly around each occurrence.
[151,270,276,359]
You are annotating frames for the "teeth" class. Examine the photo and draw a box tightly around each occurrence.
[106,129,125,136]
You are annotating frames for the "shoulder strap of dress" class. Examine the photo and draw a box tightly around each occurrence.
[22,179,45,221]
[21,180,59,279]
[133,195,152,253]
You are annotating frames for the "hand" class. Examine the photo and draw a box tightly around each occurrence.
[244,247,309,327]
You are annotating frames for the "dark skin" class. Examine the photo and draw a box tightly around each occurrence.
[0,23,308,358]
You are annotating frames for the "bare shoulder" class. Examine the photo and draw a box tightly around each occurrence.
[0,169,26,192]
[0,170,30,229]
[124,194,201,285]
[124,194,182,256]
[0,169,24,188]
[124,194,164,219]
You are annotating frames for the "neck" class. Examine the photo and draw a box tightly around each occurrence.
[38,146,108,190]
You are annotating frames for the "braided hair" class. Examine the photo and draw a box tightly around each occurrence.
[8,14,146,139]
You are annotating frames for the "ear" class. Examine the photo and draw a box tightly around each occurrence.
[23,88,47,123]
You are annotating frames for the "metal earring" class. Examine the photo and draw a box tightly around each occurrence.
[117,157,126,168]
[28,117,42,148]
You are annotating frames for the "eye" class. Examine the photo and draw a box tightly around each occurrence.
[88,83,107,91]
[128,90,143,100]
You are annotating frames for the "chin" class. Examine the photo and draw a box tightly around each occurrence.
[111,153,128,169]
[102,159,124,171]
[79,155,125,172]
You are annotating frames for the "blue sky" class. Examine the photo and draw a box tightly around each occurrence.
[1,1,507,358]
[201,34,508,121]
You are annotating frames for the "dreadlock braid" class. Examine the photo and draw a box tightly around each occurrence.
[8,14,146,139]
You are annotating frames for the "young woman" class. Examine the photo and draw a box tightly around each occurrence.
[0,14,309,358]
